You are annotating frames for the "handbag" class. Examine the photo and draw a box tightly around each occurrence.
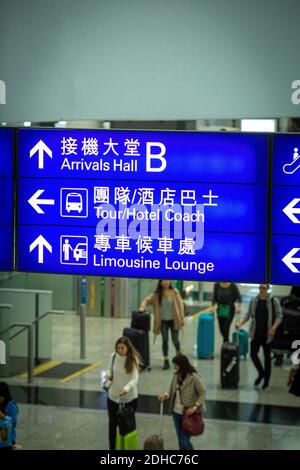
[102,353,116,392]
[217,304,231,318]
[116,404,136,436]
[182,409,205,436]
[102,379,112,393]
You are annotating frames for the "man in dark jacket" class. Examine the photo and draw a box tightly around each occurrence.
[236,284,282,390]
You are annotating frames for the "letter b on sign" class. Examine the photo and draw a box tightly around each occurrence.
[146,142,167,172]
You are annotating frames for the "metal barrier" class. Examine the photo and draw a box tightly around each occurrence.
[32,309,64,366]
[0,323,34,384]
[0,309,64,384]
[79,303,86,360]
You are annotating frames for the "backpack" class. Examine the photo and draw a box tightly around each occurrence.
[0,415,13,448]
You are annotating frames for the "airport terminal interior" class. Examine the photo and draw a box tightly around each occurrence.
[3,1,300,453]
[1,118,300,451]
[1,271,300,450]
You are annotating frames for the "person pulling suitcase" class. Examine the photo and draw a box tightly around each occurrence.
[104,337,141,450]
[235,284,283,390]
[139,280,185,370]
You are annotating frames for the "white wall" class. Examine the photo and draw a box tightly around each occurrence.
[1,0,300,122]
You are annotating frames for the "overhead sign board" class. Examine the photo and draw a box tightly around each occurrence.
[0,128,14,271]
[272,134,300,284]
[17,129,269,282]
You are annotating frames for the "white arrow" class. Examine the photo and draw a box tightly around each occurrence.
[282,248,300,273]
[28,190,55,214]
[29,235,52,264]
[282,198,300,224]
[29,140,52,169]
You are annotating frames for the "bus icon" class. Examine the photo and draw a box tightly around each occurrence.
[66,192,83,213]
[60,188,88,218]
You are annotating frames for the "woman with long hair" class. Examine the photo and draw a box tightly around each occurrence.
[139,279,184,370]
[212,282,242,343]
[159,354,206,450]
[105,336,141,450]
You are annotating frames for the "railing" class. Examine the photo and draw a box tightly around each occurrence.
[0,323,34,384]
[0,310,64,384]
[32,309,64,366]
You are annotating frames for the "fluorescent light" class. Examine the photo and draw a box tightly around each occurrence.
[23,121,31,127]
[55,120,67,128]
[241,119,277,133]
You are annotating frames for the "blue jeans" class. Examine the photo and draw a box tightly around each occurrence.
[172,412,193,450]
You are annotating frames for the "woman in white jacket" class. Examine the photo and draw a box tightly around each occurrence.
[105,336,141,450]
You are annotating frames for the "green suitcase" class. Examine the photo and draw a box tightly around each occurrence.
[115,430,139,450]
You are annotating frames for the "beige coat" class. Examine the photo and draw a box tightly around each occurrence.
[168,372,206,414]
[139,288,184,335]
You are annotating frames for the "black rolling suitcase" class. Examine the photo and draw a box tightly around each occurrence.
[221,342,239,389]
[282,308,300,337]
[123,327,151,371]
[131,311,151,332]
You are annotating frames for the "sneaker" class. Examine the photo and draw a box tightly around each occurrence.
[162,360,170,370]
[254,375,264,387]
[12,444,22,450]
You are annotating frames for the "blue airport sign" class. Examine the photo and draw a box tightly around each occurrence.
[18,179,267,233]
[271,235,300,285]
[17,129,269,282]
[0,128,14,271]
[18,129,267,183]
[17,226,267,282]
[271,135,300,283]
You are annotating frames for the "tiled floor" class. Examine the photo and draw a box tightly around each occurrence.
[5,312,300,450]
[16,404,300,450]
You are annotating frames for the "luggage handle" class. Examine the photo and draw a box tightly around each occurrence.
[118,395,129,407]
[234,325,240,347]
[159,401,164,439]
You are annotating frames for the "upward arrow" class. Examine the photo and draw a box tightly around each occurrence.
[29,140,52,169]
[29,235,52,264]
